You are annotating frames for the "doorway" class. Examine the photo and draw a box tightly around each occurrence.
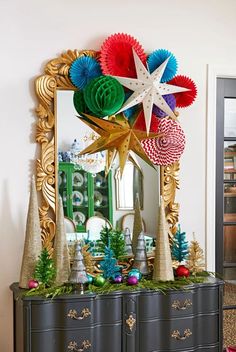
[216,77,236,348]
[216,78,236,279]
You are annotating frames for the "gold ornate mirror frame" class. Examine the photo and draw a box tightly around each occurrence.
[35,49,180,252]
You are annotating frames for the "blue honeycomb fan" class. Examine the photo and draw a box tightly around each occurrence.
[69,56,102,89]
[147,49,178,83]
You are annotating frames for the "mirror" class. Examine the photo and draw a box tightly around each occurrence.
[115,161,143,210]
[34,49,180,252]
[56,90,159,238]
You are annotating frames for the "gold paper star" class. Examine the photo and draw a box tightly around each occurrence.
[78,113,162,175]
[105,149,117,176]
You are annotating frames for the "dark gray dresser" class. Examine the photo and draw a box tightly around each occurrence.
[10,278,223,352]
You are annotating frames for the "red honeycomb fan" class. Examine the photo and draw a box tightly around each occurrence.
[133,110,160,133]
[100,33,147,78]
[168,75,197,108]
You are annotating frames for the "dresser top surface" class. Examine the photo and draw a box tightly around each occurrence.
[10,277,224,302]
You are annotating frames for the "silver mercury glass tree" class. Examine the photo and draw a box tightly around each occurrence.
[132,232,149,275]
[124,227,133,256]
[69,242,88,293]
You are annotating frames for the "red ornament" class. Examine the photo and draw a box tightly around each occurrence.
[168,75,197,108]
[100,33,147,78]
[226,347,236,352]
[28,279,39,289]
[176,265,190,278]
[133,110,160,133]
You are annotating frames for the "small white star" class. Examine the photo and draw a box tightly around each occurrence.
[113,49,189,134]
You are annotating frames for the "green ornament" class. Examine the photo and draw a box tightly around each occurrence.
[83,76,125,117]
[73,90,90,116]
[93,275,106,287]
[128,269,142,281]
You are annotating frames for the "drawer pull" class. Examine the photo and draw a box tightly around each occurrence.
[68,340,91,351]
[171,328,192,341]
[172,299,192,310]
[67,308,91,320]
[126,314,136,331]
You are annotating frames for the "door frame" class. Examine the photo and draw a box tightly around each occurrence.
[207,65,236,271]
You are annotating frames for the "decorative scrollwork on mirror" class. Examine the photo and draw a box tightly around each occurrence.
[35,49,179,251]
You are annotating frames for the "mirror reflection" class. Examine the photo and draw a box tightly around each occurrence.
[56,90,160,244]
[115,161,143,210]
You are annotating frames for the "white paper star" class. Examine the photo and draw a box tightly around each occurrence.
[113,49,189,134]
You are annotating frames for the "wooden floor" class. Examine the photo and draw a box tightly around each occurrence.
[224,282,236,348]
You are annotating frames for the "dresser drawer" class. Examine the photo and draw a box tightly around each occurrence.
[139,291,194,319]
[31,325,122,352]
[138,314,219,351]
[139,287,219,320]
[31,299,94,330]
[31,296,122,330]
[31,329,93,352]
[94,295,122,324]
[195,286,220,314]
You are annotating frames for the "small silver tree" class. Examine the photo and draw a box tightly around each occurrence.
[69,243,88,293]
[132,232,149,275]
[124,228,133,256]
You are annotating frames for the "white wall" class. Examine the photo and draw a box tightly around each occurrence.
[1,0,236,349]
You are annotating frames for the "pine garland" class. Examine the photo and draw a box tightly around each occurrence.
[24,284,73,298]
[88,277,205,295]
[23,276,206,298]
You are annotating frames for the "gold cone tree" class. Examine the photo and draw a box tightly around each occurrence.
[19,176,42,288]
[153,197,174,282]
[132,194,144,255]
[53,197,70,285]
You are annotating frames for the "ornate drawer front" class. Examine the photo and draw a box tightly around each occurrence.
[139,287,219,320]
[195,286,219,314]
[139,314,219,351]
[93,324,122,352]
[31,296,122,330]
[139,291,194,319]
[31,329,93,352]
[31,300,94,330]
[94,296,122,325]
[31,325,122,352]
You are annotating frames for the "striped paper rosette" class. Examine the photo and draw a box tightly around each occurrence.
[141,118,185,165]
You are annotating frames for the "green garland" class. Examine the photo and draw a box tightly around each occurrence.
[24,285,73,299]
[87,276,205,295]
[23,273,213,299]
